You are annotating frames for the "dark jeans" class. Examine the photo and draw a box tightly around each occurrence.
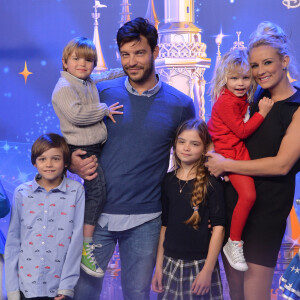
[68,143,106,226]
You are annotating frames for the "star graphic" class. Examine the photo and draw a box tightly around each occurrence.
[19,61,33,84]
[291,265,295,272]
[17,168,32,183]
[287,283,293,289]
[295,267,300,273]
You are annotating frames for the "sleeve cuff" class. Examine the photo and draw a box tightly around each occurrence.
[57,289,74,298]
[7,291,21,300]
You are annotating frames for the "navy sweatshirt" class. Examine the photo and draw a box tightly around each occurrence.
[97,77,195,214]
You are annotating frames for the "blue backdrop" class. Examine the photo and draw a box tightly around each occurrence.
[0,1,299,298]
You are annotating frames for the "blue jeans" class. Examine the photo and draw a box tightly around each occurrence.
[73,217,161,300]
[68,143,106,226]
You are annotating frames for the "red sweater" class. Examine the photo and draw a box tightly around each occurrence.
[207,89,264,160]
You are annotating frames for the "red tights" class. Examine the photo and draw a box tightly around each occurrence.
[229,174,256,241]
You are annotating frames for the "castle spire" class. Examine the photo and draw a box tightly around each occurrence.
[164,0,194,23]
[145,0,159,30]
[119,0,131,28]
[92,0,108,73]
[156,0,211,120]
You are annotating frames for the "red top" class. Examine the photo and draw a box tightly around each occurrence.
[207,88,264,160]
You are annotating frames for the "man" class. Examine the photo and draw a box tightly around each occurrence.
[72,17,195,300]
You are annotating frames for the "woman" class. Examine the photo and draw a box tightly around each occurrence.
[205,21,300,300]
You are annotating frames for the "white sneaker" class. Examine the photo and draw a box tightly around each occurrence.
[223,238,248,272]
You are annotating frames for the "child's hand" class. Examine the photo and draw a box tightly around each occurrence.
[258,97,274,118]
[108,102,123,123]
[191,269,212,295]
[151,267,164,293]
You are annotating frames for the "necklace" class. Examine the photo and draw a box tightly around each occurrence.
[178,179,188,193]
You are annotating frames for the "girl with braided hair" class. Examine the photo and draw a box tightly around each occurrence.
[152,119,225,300]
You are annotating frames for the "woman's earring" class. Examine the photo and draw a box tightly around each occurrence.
[283,67,287,71]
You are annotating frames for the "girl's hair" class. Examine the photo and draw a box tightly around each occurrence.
[62,37,97,71]
[210,48,256,103]
[173,119,212,230]
[248,21,299,80]
[31,133,71,170]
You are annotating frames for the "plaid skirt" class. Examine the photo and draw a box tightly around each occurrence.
[157,255,223,300]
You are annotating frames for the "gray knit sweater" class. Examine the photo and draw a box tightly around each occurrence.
[52,70,124,146]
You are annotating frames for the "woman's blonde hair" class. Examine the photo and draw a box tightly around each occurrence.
[62,37,97,71]
[210,48,256,103]
[248,21,299,80]
[173,119,212,230]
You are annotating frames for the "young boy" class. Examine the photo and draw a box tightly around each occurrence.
[5,133,85,300]
[52,37,123,277]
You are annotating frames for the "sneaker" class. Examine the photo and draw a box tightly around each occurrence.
[223,238,248,272]
[81,242,104,277]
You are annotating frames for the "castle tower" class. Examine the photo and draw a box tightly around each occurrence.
[119,0,131,28]
[145,0,159,30]
[92,0,108,73]
[165,0,194,24]
[156,0,211,119]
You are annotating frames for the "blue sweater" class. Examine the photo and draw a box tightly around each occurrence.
[98,77,195,214]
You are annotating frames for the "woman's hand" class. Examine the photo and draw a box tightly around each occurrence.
[205,152,228,177]
[151,267,164,293]
[191,269,212,295]
[69,149,98,180]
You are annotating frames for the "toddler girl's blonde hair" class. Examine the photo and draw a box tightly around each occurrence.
[210,48,256,103]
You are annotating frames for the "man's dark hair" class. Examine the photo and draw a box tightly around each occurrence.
[117,17,158,52]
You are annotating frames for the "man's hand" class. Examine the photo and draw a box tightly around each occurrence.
[69,149,98,180]
[108,102,123,123]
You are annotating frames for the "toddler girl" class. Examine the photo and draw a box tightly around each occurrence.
[207,48,273,271]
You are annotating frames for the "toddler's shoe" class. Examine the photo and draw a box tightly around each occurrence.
[223,238,248,272]
[81,242,104,277]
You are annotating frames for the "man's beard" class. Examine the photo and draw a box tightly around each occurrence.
[123,57,154,84]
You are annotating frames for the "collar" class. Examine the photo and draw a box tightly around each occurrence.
[32,175,68,193]
[61,71,91,86]
[255,86,300,104]
[125,74,161,97]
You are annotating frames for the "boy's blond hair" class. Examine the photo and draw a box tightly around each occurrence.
[62,37,97,71]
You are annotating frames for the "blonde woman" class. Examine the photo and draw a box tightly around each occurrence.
[206,22,300,300]
[207,48,273,272]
